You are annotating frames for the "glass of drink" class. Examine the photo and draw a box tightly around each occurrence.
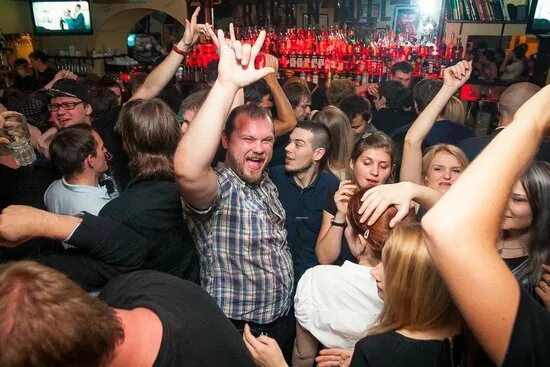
[0,113,37,166]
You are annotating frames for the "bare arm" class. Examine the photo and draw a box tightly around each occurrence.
[421,84,550,365]
[175,25,274,209]
[400,61,472,185]
[499,52,512,73]
[132,7,204,101]
[263,55,297,137]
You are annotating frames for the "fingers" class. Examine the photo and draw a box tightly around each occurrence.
[190,6,200,25]
[366,196,388,226]
[241,43,252,67]
[338,180,353,189]
[206,23,218,47]
[229,24,243,61]
[251,30,266,58]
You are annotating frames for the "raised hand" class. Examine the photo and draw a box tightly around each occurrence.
[263,54,279,78]
[180,7,206,50]
[334,180,358,217]
[358,182,416,227]
[206,23,274,91]
[443,60,473,90]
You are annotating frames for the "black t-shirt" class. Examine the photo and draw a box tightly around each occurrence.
[323,192,355,264]
[502,288,550,367]
[99,270,255,367]
[36,66,57,87]
[350,331,465,367]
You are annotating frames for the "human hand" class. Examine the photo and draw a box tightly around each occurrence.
[443,60,472,90]
[358,182,415,227]
[0,205,48,247]
[0,111,24,145]
[242,324,288,367]
[263,54,279,78]
[367,83,379,97]
[207,23,274,91]
[315,348,352,367]
[179,7,206,50]
[334,180,358,218]
[36,127,58,160]
[535,264,550,311]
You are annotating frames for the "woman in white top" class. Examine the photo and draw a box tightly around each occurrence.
[293,187,413,367]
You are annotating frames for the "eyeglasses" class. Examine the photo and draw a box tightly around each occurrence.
[48,101,83,112]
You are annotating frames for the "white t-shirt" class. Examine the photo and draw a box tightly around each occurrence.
[294,261,384,349]
[44,177,111,216]
[501,60,524,80]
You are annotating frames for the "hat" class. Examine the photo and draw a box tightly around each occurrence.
[49,78,91,104]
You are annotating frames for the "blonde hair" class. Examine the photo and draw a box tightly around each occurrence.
[441,96,465,124]
[368,222,459,335]
[422,144,469,183]
[314,105,354,179]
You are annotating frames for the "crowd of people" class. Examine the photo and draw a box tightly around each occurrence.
[0,7,549,367]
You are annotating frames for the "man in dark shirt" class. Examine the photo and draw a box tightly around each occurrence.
[458,82,550,161]
[0,261,255,367]
[270,121,338,282]
[29,50,57,88]
[371,80,416,135]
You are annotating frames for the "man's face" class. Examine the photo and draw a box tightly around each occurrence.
[50,96,92,128]
[29,57,39,69]
[392,71,412,89]
[107,85,122,106]
[284,128,318,174]
[222,114,274,184]
[294,96,311,121]
[90,131,108,175]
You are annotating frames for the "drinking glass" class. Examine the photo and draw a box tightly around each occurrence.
[0,113,37,166]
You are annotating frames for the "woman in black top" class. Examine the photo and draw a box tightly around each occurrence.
[350,221,463,367]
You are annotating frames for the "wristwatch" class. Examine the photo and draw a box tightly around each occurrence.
[330,218,346,227]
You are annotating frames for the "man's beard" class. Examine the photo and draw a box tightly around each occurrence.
[226,151,270,185]
[285,159,314,175]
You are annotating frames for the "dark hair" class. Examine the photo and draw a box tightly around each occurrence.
[49,124,97,179]
[127,72,148,95]
[0,88,27,112]
[89,87,119,120]
[115,98,181,180]
[244,79,270,104]
[77,73,101,88]
[224,103,272,138]
[336,95,373,125]
[378,80,411,110]
[295,119,331,155]
[99,76,122,93]
[14,58,28,67]
[413,79,443,113]
[326,79,355,105]
[0,261,123,367]
[29,50,48,64]
[158,84,183,114]
[391,61,413,76]
[512,45,526,60]
[283,82,311,108]
[351,132,395,166]
[180,88,210,116]
[516,161,550,289]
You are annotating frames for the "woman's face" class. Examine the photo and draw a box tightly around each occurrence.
[502,181,533,232]
[424,151,464,193]
[351,148,392,189]
[370,261,385,300]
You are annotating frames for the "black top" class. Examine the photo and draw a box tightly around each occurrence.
[323,191,356,265]
[270,133,290,168]
[270,165,339,282]
[503,288,550,366]
[99,178,200,283]
[371,108,416,136]
[350,331,464,367]
[36,66,57,87]
[99,271,255,367]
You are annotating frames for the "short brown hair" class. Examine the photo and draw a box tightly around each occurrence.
[327,79,356,105]
[0,261,123,367]
[180,88,211,116]
[116,98,181,180]
[282,82,311,108]
[49,124,97,179]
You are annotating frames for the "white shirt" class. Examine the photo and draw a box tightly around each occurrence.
[294,261,384,349]
[501,60,524,80]
[44,177,111,216]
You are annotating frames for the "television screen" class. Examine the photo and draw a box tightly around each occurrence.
[31,1,93,35]
[528,0,550,35]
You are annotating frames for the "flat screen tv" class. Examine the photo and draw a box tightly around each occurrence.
[527,0,550,35]
[30,0,93,35]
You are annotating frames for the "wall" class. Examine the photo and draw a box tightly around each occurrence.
[0,1,33,34]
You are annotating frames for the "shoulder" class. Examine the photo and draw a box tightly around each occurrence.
[269,165,288,185]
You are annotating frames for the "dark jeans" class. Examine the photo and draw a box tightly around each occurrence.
[231,308,296,364]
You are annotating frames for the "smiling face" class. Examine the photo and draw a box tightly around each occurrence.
[502,181,533,232]
[222,113,274,184]
[51,96,92,128]
[423,151,464,193]
[351,148,392,189]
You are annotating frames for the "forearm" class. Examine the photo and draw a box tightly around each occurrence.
[408,182,441,209]
[231,88,244,111]
[292,323,319,367]
[175,81,237,180]
[132,41,188,100]
[266,75,297,136]
[316,212,346,264]
[399,142,424,185]
[499,55,511,73]
[41,212,83,240]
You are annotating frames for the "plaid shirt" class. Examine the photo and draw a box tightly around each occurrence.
[183,162,294,324]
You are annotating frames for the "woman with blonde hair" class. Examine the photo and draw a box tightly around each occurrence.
[349,221,464,367]
[401,61,472,193]
[313,105,354,180]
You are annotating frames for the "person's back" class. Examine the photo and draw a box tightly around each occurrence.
[371,80,415,134]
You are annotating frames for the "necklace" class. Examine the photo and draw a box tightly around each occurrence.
[498,238,528,257]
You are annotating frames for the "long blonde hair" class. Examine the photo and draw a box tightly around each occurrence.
[368,222,459,335]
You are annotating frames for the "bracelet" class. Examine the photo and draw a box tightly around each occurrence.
[172,44,190,56]
[330,218,346,228]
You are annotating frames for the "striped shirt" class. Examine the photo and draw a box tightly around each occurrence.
[183,162,294,324]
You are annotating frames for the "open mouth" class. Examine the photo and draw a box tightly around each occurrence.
[246,157,264,170]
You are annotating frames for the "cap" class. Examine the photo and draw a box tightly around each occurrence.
[49,78,91,104]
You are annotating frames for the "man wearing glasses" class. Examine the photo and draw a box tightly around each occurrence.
[48,78,93,128]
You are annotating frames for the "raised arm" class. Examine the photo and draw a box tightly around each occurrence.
[131,7,204,101]
[263,55,297,137]
[421,84,550,365]
[400,61,471,184]
[174,25,274,209]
